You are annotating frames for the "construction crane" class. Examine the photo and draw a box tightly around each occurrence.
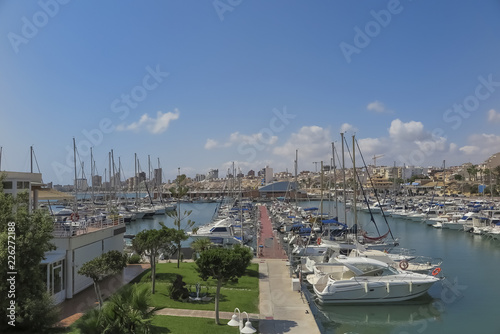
[372,154,384,167]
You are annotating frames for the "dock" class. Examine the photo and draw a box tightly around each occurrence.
[257,205,321,334]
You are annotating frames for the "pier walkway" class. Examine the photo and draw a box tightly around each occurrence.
[257,205,321,334]
[257,205,288,259]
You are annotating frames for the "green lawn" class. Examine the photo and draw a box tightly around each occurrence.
[56,262,260,333]
[135,262,259,314]
[151,315,258,334]
[60,315,256,334]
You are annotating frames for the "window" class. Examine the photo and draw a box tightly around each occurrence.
[17,181,30,189]
[2,181,12,189]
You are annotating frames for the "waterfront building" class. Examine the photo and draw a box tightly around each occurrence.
[1,170,125,305]
[76,178,88,191]
[92,174,102,188]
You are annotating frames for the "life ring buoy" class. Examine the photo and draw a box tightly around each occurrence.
[317,237,322,245]
[399,259,409,270]
[432,267,441,276]
[71,213,79,222]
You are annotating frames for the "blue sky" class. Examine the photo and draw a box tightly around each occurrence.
[1,0,500,185]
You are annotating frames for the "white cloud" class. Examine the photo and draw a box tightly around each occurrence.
[204,131,278,150]
[117,109,180,134]
[340,123,357,134]
[367,100,386,113]
[457,133,500,162]
[488,109,500,123]
[273,126,332,169]
[459,146,479,155]
[357,137,389,156]
[204,139,218,150]
[388,119,426,142]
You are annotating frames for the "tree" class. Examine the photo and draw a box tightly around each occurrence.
[467,165,478,181]
[494,166,500,185]
[167,174,195,268]
[132,224,177,294]
[76,284,159,334]
[454,174,463,181]
[195,244,253,324]
[78,250,128,308]
[0,178,59,332]
[191,237,213,255]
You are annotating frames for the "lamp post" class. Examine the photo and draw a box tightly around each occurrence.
[227,307,257,333]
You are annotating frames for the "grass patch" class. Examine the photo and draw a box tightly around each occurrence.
[136,262,259,313]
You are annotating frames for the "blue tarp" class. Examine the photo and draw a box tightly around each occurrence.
[304,207,318,211]
[298,227,312,234]
[321,219,348,228]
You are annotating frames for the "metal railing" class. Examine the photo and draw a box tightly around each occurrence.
[52,216,125,238]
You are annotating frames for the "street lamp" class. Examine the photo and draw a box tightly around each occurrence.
[227,307,257,333]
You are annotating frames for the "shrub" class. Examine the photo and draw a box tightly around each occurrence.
[128,253,142,264]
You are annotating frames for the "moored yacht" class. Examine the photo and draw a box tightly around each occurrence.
[312,256,441,304]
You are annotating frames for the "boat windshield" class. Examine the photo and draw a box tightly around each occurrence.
[345,261,399,277]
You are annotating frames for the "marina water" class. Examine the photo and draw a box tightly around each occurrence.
[301,200,500,334]
[125,200,500,333]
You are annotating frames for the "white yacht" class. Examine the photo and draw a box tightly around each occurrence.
[312,256,441,304]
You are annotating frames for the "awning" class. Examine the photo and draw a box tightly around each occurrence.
[41,251,66,264]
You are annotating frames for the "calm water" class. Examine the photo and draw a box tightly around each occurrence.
[124,201,220,247]
[300,201,500,334]
[126,200,500,333]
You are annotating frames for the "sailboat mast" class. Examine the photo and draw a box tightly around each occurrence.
[341,133,347,225]
[352,135,357,236]
[134,153,138,202]
[73,138,78,213]
[90,147,94,202]
[294,149,298,204]
[332,142,338,219]
[320,160,324,223]
[30,146,33,173]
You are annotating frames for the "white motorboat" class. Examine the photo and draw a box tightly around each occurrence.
[312,256,441,304]
[187,217,249,244]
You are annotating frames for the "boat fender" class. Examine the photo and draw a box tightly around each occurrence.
[386,281,390,293]
[399,260,409,270]
[317,237,322,245]
[409,281,413,293]
[364,282,368,293]
[432,267,441,276]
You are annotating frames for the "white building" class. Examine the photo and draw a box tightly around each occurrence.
[1,171,125,305]
[206,169,219,180]
[1,171,43,212]
[76,178,88,191]
[264,166,273,184]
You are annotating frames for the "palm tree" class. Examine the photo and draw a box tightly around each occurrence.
[191,238,213,257]
[76,284,160,334]
[494,166,500,185]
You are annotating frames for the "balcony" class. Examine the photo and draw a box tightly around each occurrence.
[53,216,125,238]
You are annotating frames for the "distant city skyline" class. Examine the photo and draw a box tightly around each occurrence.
[1,1,499,185]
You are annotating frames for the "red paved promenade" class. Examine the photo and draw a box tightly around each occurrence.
[258,205,288,259]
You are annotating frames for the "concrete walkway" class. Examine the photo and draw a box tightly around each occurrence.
[56,263,150,327]
[258,259,320,334]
